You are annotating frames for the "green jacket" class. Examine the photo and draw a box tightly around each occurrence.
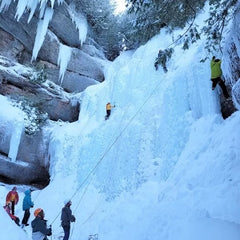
[211,59,222,79]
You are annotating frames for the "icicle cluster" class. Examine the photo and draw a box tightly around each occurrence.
[0,0,88,85]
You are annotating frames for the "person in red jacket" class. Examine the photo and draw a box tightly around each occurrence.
[6,186,19,215]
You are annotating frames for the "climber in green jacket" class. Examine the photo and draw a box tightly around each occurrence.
[210,56,230,99]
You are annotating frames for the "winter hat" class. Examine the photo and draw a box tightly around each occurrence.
[64,199,71,205]
[34,208,43,217]
[12,186,17,191]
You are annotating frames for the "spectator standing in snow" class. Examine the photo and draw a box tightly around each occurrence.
[210,56,230,99]
[6,186,19,215]
[21,189,34,227]
[61,200,76,240]
[31,208,52,240]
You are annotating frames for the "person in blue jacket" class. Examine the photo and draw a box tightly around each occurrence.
[21,189,34,227]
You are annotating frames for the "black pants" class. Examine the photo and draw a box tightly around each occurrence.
[154,62,167,72]
[211,77,229,98]
[63,226,70,240]
[22,209,30,225]
[106,110,111,118]
[10,201,15,215]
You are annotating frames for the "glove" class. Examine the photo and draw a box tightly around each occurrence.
[212,56,216,60]
[47,227,52,236]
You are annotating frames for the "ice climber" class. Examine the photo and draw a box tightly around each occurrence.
[21,189,34,227]
[154,49,168,73]
[31,208,52,240]
[105,102,115,120]
[210,56,230,99]
[5,186,19,215]
[61,199,76,240]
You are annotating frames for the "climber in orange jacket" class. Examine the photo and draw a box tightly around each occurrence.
[6,186,19,215]
[105,102,115,120]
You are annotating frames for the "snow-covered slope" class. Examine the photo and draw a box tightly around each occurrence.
[0,5,240,240]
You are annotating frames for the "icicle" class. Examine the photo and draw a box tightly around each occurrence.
[0,0,12,12]
[31,7,54,61]
[8,120,24,162]
[38,0,61,8]
[57,0,64,4]
[39,1,46,19]
[15,0,29,21]
[49,0,54,8]
[27,0,38,23]
[68,6,88,45]
[57,43,72,85]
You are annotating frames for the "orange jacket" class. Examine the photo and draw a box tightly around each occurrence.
[106,103,114,110]
[6,191,19,205]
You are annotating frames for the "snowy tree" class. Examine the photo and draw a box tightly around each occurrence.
[123,0,206,49]
[73,0,123,59]
[203,0,238,55]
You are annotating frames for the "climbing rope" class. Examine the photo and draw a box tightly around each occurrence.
[24,3,198,235]
[166,0,197,50]
[49,76,162,240]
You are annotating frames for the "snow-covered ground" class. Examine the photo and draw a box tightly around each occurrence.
[0,5,240,240]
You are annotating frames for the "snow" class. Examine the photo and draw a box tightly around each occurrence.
[32,7,54,61]
[57,43,72,85]
[0,206,27,240]
[0,3,240,240]
[111,0,127,15]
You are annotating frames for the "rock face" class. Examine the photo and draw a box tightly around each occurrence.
[0,1,105,93]
[0,0,107,186]
[223,3,240,111]
[0,155,50,187]
[0,65,80,122]
[0,57,78,186]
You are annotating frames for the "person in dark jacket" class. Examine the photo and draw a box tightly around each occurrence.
[31,208,52,240]
[154,49,168,73]
[6,186,19,215]
[21,189,34,227]
[61,200,76,240]
[210,56,230,99]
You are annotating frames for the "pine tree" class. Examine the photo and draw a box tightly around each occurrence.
[74,0,123,59]
[203,0,238,55]
[123,0,206,49]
